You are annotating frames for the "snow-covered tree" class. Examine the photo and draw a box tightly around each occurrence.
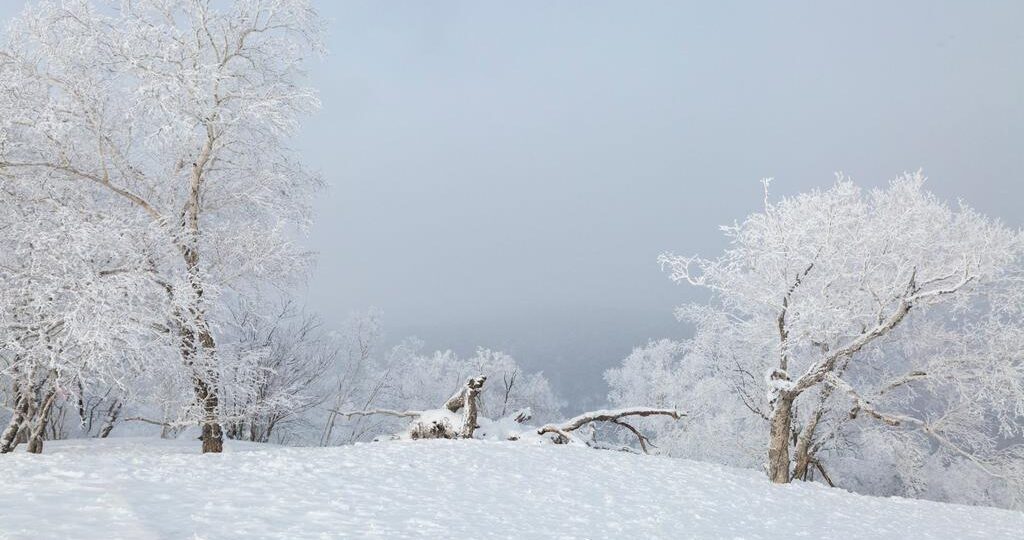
[219,298,337,444]
[614,173,1024,507]
[380,345,565,425]
[320,309,388,446]
[319,311,565,445]
[0,0,324,452]
[0,176,172,453]
[605,339,765,466]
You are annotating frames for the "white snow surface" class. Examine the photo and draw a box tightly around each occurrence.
[2,438,1022,539]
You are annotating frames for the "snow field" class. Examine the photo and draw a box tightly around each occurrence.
[1,438,1022,539]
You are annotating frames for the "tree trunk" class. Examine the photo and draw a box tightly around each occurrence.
[182,334,223,453]
[201,420,223,453]
[181,132,223,454]
[460,378,484,439]
[792,421,817,481]
[767,393,795,483]
[179,301,223,454]
[98,400,123,438]
[26,386,58,454]
[25,434,43,453]
[792,389,831,481]
[0,391,29,454]
[194,361,223,453]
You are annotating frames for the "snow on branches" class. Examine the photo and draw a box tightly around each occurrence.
[0,0,325,452]
[614,173,1024,508]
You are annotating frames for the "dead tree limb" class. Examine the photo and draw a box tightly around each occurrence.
[328,408,424,419]
[611,420,654,454]
[459,377,485,438]
[812,459,835,488]
[537,407,682,448]
[444,376,486,413]
[330,376,489,440]
[122,416,177,428]
[511,408,532,424]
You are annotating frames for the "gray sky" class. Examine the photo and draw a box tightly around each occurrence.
[3,1,1022,409]
[297,1,1023,408]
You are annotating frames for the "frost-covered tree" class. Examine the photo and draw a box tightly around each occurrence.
[616,173,1024,506]
[0,0,324,452]
[381,345,565,424]
[320,309,387,446]
[219,298,336,444]
[319,311,565,445]
[605,338,765,466]
[0,176,171,453]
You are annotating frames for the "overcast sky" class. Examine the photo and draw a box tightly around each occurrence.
[3,1,1022,409]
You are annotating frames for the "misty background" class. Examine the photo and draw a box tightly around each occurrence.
[4,1,1021,410]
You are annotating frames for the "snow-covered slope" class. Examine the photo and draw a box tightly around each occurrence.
[2,438,1022,539]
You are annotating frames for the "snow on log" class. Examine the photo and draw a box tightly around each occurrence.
[328,408,425,419]
[537,407,683,452]
[331,376,489,440]
[539,407,683,433]
[330,391,682,454]
[444,376,487,413]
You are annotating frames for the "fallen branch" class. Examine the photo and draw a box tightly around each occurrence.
[328,398,682,454]
[328,408,424,419]
[537,407,682,450]
[122,416,175,428]
[812,459,835,487]
[611,420,654,454]
[330,376,489,440]
[539,407,682,434]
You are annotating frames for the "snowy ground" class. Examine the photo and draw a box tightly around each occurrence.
[1,438,1022,539]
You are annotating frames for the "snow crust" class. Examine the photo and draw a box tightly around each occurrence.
[2,437,1022,539]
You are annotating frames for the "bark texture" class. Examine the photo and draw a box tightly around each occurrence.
[458,377,486,439]
[0,390,29,454]
[26,386,58,454]
[767,395,795,484]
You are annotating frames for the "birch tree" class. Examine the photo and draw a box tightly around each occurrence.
[651,173,1023,495]
[0,176,171,453]
[0,0,324,452]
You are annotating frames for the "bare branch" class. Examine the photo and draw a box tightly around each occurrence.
[327,408,424,420]
[538,407,682,439]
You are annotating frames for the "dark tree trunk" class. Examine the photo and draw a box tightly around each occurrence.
[0,390,29,454]
[767,394,795,484]
[179,294,223,454]
[98,400,123,438]
[179,131,223,455]
[25,435,43,454]
[26,386,58,454]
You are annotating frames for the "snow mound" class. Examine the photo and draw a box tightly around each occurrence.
[2,438,1022,539]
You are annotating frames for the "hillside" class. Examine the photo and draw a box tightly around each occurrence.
[2,438,1022,539]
